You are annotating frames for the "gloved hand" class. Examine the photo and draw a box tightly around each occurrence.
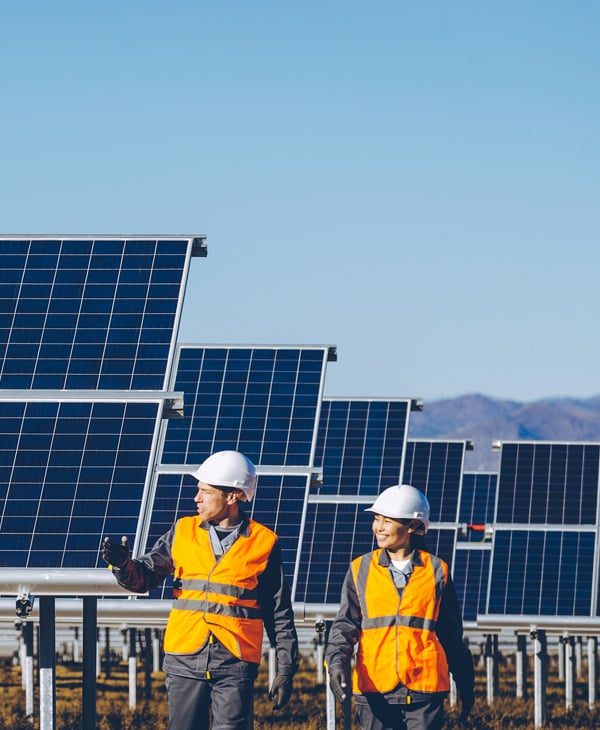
[268,674,293,709]
[329,667,350,703]
[102,536,130,568]
[458,689,474,723]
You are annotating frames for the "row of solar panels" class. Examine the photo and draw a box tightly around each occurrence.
[0,237,599,622]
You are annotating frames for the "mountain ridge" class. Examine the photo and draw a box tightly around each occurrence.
[407,393,600,471]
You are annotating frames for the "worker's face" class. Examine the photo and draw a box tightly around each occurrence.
[371,514,413,552]
[194,481,235,522]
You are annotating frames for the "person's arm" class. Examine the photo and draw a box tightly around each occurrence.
[258,539,298,675]
[107,526,176,594]
[436,574,475,718]
[324,567,362,701]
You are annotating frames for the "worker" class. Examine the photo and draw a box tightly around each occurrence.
[102,450,298,730]
[325,483,475,730]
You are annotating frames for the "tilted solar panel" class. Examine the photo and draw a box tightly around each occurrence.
[161,345,334,466]
[496,441,599,525]
[453,548,491,622]
[0,237,203,390]
[0,397,168,569]
[295,398,416,605]
[488,529,595,616]
[402,440,471,523]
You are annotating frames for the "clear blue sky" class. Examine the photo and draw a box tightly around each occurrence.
[2,2,599,403]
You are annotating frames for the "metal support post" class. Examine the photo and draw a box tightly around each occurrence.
[128,627,137,710]
[153,629,161,673]
[531,628,547,728]
[576,636,583,679]
[588,636,597,710]
[104,626,111,677]
[558,635,565,681]
[82,597,97,730]
[516,634,527,698]
[315,618,326,685]
[485,634,498,704]
[39,596,56,730]
[23,621,35,718]
[269,645,277,689]
[565,635,575,711]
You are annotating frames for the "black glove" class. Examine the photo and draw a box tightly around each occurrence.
[268,674,293,709]
[329,667,350,703]
[102,536,130,568]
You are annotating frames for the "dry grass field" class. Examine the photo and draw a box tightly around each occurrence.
[2,654,600,729]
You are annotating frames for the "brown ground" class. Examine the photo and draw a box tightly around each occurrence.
[1,655,600,728]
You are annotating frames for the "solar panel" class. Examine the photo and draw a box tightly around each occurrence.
[160,345,334,466]
[496,441,599,525]
[458,471,497,543]
[0,396,171,569]
[487,529,595,616]
[295,398,416,606]
[453,548,491,622]
[402,440,472,523]
[0,237,203,390]
[315,399,413,495]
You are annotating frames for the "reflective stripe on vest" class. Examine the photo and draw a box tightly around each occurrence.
[351,549,450,694]
[163,516,277,662]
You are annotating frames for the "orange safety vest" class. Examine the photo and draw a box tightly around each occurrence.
[163,516,277,663]
[351,549,450,694]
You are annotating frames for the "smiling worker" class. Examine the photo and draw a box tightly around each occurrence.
[325,484,475,730]
[102,450,298,730]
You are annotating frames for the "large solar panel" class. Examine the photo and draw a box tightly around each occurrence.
[488,529,595,616]
[402,439,472,523]
[160,345,334,466]
[0,237,204,390]
[295,398,417,606]
[0,395,172,569]
[496,441,599,525]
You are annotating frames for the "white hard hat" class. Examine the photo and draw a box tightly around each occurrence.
[365,484,430,532]
[189,450,257,502]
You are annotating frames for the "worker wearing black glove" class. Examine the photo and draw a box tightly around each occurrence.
[102,536,130,568]
[268,674,294,709]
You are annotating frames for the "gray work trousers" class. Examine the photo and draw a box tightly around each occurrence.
[165,672,255,730]
[355,695,445,730]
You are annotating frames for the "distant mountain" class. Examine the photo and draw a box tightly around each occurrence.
[407,394,600,471]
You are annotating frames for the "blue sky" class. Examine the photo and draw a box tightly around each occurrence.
[2,2,599,403]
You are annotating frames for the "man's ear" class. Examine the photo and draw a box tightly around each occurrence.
[229,489,247,503]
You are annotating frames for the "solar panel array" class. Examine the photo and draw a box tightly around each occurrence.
[2,239,600,625]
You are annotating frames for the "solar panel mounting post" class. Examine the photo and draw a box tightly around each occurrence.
[82,597,97,730]
[39,596,56,730]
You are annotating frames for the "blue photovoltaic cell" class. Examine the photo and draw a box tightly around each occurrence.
[402,441,466,522]
[488,530,595,616]
[314,399,410,495]
[458,472,497,543]
[453,549,491,622]
[0,400,160,568]
[421,528,456,567]
[146,473,309,600]
[0,238,192,390]
[496,442,599,525]
[161,346,329,466]
[295,501,376,605]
